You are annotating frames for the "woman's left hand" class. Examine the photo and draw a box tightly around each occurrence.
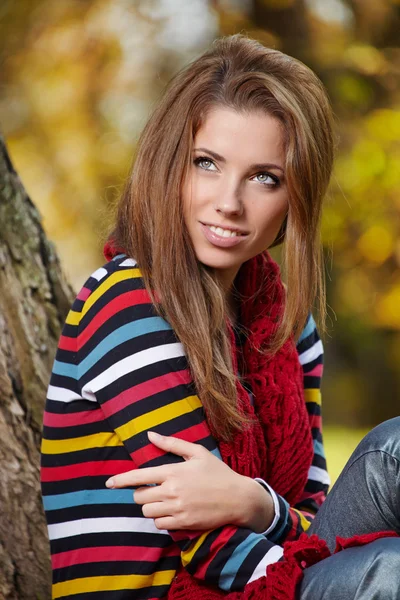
[106,431,274,533]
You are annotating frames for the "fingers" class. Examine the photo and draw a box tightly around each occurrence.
[106,465,169,489]
[153,516,178,531]
[141,501,170,519]
[133,485,162,505]
[147,431,206,460]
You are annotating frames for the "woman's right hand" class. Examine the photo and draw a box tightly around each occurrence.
[106,431,275,533]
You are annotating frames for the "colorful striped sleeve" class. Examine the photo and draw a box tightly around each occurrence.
[75,256,287,593]
[255,314,330,544]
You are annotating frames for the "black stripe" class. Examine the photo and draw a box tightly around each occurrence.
[304,479,329,495]
[268,494,290,544]
[232,538,274,589]
[45,400,100,414]
[45,502,143,525]
[303,376,321,388]
[48,373,81,395]
[312,453,327,470]
[42,419,114,440]
[296,329,321,355]
[42,476,116,496]
[59,584,171,600]
[53,556,179,583]
[204,527,252,584]
[306,403,321,417]
[41,446,131,467]
[50,531,172,554]
[302,355,323,373]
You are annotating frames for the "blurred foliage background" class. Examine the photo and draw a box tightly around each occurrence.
[0,0,399,482]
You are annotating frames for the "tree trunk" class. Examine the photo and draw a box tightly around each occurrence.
[0,135,74,599]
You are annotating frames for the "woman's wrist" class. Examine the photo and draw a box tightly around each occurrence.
[235,475,275,533]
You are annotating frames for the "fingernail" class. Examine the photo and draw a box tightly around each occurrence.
[105,478,115,488]
[148,431,162,440]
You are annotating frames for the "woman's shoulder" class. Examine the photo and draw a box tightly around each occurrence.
[71,253,156,328]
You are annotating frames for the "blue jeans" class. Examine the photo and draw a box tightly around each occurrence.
[299,417,400,599]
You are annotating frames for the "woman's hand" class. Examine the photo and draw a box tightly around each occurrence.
[106,431,275,533]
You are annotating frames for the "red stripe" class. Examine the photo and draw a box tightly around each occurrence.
[52,544,180,570]
[58,335,77,351]
[41,460,134,482]
[131,421,212,467]
[308,415,322,430]
[195,526,238,579]
[43,409,104,428]
[304,364,323,377]
[101,369,192,419]
[77,287,92,301]
[78,289,150,348]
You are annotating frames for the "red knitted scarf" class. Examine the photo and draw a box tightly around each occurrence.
[103,241,398,600]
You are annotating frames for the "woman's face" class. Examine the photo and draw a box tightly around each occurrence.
[181,106,289,289]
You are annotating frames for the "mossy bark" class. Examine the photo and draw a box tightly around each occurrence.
[0,135,74,599]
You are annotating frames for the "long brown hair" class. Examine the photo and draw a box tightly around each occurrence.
[107,34,335,441]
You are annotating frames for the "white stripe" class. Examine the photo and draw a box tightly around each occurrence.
[91,266,108,281]
[248,545,283,583]
[298,340,323,366]
[47,385,84,403]
[254,478,280,536]
[47,516,169,540]
[120,258,137,267]
[308,465,331,486]
[81,342,185,394]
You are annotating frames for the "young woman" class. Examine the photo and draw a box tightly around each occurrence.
[40,34,400,600]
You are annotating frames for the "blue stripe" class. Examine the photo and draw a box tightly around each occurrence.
[297,313,316,345]
[53,317,172,379]
[43,488,135,511]
[268,495,290,543]
[313,439,325,458]
[211,447,222,460]
[219,532,264,590]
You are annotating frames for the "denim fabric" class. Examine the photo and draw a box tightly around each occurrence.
[299,417,400,599]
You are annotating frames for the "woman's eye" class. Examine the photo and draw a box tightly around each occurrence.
[194,157,217,171]
[254,173,280,187]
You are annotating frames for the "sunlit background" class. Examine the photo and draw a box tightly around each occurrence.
[1,0,399,483]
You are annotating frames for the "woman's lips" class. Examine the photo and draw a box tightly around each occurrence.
[199,222,249,248]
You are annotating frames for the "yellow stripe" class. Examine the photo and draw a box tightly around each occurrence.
[65,268,142,326]
[181,531,210,568]
[82,268,142,317]
[116,395,202,440]
[53,570,176,598]
[41,432,123,455]
[292,509,312,532]
[65,308,81,326]
[304,388,321,405]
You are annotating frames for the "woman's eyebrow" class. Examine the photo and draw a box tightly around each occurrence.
[194,147,284,173]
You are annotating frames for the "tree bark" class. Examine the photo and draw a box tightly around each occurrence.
[0,135,74,599]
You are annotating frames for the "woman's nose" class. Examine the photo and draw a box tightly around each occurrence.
[214,188,244,217]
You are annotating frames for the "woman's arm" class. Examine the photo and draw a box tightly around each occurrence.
[112,313,329,546]
[73,258,285,592]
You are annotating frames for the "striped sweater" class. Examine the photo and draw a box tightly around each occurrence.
[40,254,329,600]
